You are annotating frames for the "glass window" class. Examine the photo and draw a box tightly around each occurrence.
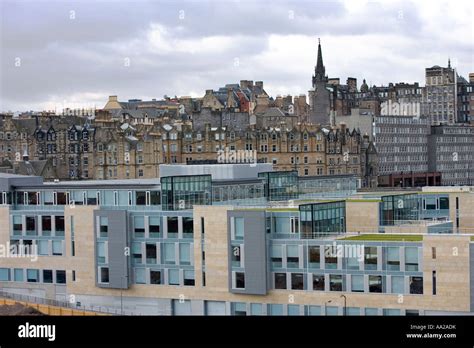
[271,245,282,268]
[383,309,401,316]
[326,306,339,316]
[135,268,146,284]
[364,246,378,270]
[12,215,22,235]
[146,243,157,264]
[132,242,142,264]
[55,216,65,236]
[134,216,145,238]
[150,270,161,285]
[387,247,400,271]
[149,216,160,238]
[27,269,39,283]
[184,270,195,286]
[409,276,423,294]
[52,240,63,256]
[351,275,364,292]
[308,245,320,268]
[56,271,66,284]
[275,273,287,289]
[369,275,383,293]
[25,216,36,235]
[405,247,419,271]
[41,216,52,236]
[287,245,299,268]
[391,276,405,294]
[346,307,360,316]
[250,303,262,315]
[325,246,337,269]
[168,269,179,285]
[235,272,245,289]
[234,217,244,240]
[163,243,176,264]
[312,274,325,291]
[135,191,146,205]
[183,217,193,238]
[97,241,106,263]
[329,274,343,291]
[0,268,10,281]
[269,304,283,316]
[365,308,378,316]
[307,305,321,315]
[288,305,300,316]
[346,256,359,270]
[43,270,53,283]
[232,302,247,316]
[167,217,178,238]
[38,240,49,255]
[439,197,449,209]
[291,273,304,290]
[179,243,191,265]
[14,268,23,282]
[100,267,109,283]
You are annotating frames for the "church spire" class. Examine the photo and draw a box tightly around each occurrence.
[313,38,326,87]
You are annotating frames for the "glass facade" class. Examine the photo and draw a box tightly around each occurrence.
[380,194,419,226]
[161,175,212,210]
[300,201,346,238]
[258,171,298,201]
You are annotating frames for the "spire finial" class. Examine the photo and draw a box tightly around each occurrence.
[318,37,320,44]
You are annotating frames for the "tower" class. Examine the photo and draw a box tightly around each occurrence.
[308,38,331,125]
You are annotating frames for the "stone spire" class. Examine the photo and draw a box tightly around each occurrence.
[312,38,327,87]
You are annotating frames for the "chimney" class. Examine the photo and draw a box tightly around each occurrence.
[22,149,29,162]
[205,89,213,96]
[255,81,263,89]
[470,73,474,83]
[109,95,118,102]
[340,123,347,133]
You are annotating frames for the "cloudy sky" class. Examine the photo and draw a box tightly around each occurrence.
[0,0,473,112]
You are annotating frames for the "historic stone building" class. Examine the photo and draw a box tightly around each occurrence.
[308,39,331,125]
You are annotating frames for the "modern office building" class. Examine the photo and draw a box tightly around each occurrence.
[0,166,473,316]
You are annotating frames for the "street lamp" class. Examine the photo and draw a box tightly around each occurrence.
[327,294,347,316]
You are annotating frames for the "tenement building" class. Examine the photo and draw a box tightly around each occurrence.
[0,167,473,315]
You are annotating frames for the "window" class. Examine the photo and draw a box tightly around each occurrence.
[135,268,146,284]
[25,216,36,235]
[312,274,325,291]
[135,192,146,205]
[149,216,160,238]
[184,270,195,286]
[432,271,436,295]
[52,240,63,256]
[97,242,106,263]
[146,243,157,264]
[325,247,337,269]
[234,217,244,240]
[100,267,109,283]
[275,273,287,289]
[291,273,304,290]
[99,216,108,237]
[286,245,299,268]
[346,307,360,316]
[405,247,419,271]
[168,269,179,285]
[365,308,378,316]
[232,302,247,316]
[346,256,359,270]
[364,246,378,270]
[14,268,23,282]
[38,240,48,255]
[132,242,142,264]
[307,305,321,316]
[351,275,364,292]
[269,304,283,316]
[55,216,65,236]
[167,217,178,238]
[271,245,282,268]
[179,243,191,265]
[163,243,176,264]
[329,274,343,291]
[326,306,339,316]
[409,276,423,294]
[134,216,145,238]
[386,247,400,271]
[183,217,193,238]
[391,276,405,294]
[369,275,383,293]
[150,270,161,285]
[27,269,39,283]
[43,270,53,283]
[308,246,320,268]
[0,268,10,281]
[235,272,245,289]
[432,247,436,259]
[12,215,22,235]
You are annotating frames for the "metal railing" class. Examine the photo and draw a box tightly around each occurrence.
[0,290,133,315]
